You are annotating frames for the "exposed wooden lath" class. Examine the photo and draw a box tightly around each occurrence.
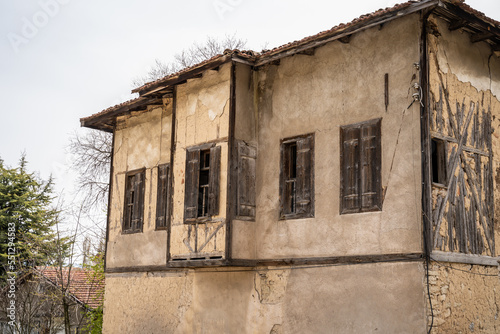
[434,2,500,49]
[430,80,495,257]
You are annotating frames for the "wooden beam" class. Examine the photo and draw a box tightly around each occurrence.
[256,0,440,67]
[338,36,351,44]
[433,101,475,248]
[436,2,500,41]
[431,251,499,266]
[420,10,433,257]
[81,97,163,131]
[105,252,424,273]
[103,131,115,270]
[166,86,177,264]
[384,73,389,112]
[297,48,315,56]
[230,253,423,267]
[269,59,281,66]
[133,55,231,96]
[471,32,495,43]
[448,19,467,31]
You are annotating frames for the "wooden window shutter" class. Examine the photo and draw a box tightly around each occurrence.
[341,126,361,213]
[295,135,314,216]
[360,120,381,211]
[132,171,145,231]
[207,145,221,216]
[237,141,257,218]
[156,164,170,229]
[123,175,134,231]
[184,149,200,222]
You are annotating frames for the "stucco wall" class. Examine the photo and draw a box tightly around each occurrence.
[170,63,231,259]
[233,14,423,259]
[103,261,426,334]
[107,104,172,268]
[426,14,500,332]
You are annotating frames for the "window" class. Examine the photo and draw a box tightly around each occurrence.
[123,169,145,233]
[280,133,314,219]
[184,145,221,222]
[156,164,170,230]
[431,138,447,185]
[340,118,382,214]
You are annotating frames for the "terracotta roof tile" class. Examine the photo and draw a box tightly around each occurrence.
[453,1,500,27]
[132,53,227,93]
[38,267,105,309]
[83,0,500,128]
[259,1,417,58]
[80,96,144,124]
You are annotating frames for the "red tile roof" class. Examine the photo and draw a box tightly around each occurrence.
[38,267,105,309]
[132,49,258,94]
[79,96,144,125]
[82,0,500,129]
[258,0,419,59]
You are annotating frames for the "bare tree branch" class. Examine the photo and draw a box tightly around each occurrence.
[133,34,247,87]
[68,129,112,211]
[72,35,246,214]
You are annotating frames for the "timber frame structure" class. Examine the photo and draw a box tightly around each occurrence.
[82,0,500,270]
[81,1,500,332]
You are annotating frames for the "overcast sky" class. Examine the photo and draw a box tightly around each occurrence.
[1,0,499,201]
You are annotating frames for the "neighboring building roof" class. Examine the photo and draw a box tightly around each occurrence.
[38,266,105,309]
[81,0,500,131]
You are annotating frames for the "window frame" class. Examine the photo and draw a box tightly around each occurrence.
[340,118,382,214]
[122,168,146,234]
[184,143,221,223]
[279,133,315,220]
[155,163,170,230]
[431,138,447,187]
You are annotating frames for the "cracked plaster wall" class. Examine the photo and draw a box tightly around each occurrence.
[426,14,500,333]
[170,63,231,258]
[103,262,425,334]
[234,13,423,260]
[106,105,172,268]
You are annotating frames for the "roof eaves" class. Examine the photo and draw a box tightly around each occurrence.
[255,0,439,67]
[434,0,500,42]
[80,96,162,132]
[132,53,232,96]
[81,0,500,132]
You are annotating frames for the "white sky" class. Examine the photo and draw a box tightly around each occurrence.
[0,0,499,200]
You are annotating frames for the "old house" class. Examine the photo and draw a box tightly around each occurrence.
[0,267,104,334]
[80,0,500,332]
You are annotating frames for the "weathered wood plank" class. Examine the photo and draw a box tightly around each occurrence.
[447,200,454,251]
[441,84,458,138]
[436,89,443,132]
[433,101,475,248]
[462,154,493,253]
[385,73,389,112]
[457,169,466,253]
[431,251,499,266]
[197,222,225,253]
[471,203,477,254]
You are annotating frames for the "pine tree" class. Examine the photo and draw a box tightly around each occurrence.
[0,155,62,280]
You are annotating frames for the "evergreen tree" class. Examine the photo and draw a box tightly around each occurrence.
[0,155,61,279]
